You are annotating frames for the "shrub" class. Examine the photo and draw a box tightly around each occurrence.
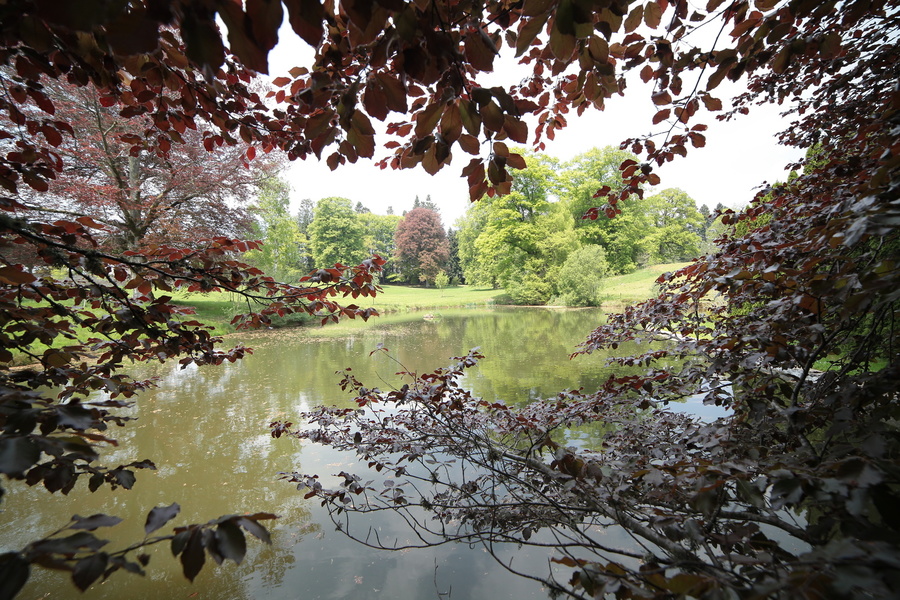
[555,245,610,306]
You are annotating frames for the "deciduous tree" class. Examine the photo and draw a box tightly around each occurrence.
[393,207,449,285]
[10,77,275,252]
[562,147,651,273]
[457,152,575,302]
[446,228,464,284]
[245,176,305,279]
[307,196,367,268]
[555,245,610,307]
[359,212,401,280]
[641,188,704,262]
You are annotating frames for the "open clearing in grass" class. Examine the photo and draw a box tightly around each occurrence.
[10,264,686,362]
[145,266,687,336]
[600,263,689,308]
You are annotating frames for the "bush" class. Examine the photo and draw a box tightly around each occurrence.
[555,245,610,306]
[434,271,450,289]
[504,270,554,305]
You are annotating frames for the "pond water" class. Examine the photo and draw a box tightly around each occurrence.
[2,307,700,600]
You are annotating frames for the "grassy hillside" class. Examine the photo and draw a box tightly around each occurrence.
[600,262,688,308]
[171,283,503,335]
[7,264,687,364]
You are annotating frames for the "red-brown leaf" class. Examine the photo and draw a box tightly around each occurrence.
[624,5,643,33]
[414,104,442,139]
[652,109,670,124]
[464,28,497,71]
[284,0,325,47]
[652,90,672,105]
[644,2,663,29]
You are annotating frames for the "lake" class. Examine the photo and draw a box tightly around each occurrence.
[2,307,698,599]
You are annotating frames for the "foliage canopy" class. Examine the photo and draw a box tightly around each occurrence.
[1,0,898,597]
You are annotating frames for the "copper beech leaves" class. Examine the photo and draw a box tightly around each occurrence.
[0,203,383,590]
[3,0,900,597]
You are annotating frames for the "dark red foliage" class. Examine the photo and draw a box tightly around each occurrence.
[1,0,898,597]
[392,207,450,285]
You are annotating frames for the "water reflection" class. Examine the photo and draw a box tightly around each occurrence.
[2,307,658,599]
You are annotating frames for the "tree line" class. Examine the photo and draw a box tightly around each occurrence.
[455,146,722,305]
[249,146,721,306]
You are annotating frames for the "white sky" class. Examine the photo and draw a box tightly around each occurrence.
[264,26,803,228]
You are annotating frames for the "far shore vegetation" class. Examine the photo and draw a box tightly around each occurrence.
[178,262,687,335]
[10,263,685,366]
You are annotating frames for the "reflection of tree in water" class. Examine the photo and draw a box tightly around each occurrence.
[8,352,318,600]
[456,308,651,406]
[11,308,672,599]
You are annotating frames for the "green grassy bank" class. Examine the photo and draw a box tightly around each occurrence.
[7,263,686,363]
[599,262,688,309]
[178,263,686,334]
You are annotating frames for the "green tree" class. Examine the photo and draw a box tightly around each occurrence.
[455,200,496,287]
[698,203,712,241]
[296,198,315,236]
[434,270,450,291]
[457,153,575,303]
[412,194,439,211]
[446,228,464,284]
[560,147,650,273]
[307,197,367,267]
[555,245,610,307]
[359,212,401,279]
[245,176,305,279]
[641,188,704,262]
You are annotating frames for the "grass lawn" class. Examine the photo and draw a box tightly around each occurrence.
[170,284,503,336]
[347,283,501,311]
[600,262,689,308]
[7,264,686,363]
[85,267,686,337]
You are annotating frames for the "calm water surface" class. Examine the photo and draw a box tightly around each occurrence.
[3,307,666,600]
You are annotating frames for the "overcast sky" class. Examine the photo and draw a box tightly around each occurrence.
[265,29,802,228]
